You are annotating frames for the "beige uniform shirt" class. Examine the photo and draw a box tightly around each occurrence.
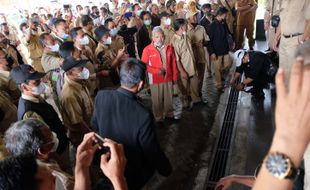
[111,35,125,53]
[0,70,21,104]
[41,52,63,72]
[171,34,196,77]
[60,76,93,144]
[161,26,175,45]
[187,25,210,64]
[265,0,282,16]
[22,34,43,60]
[236,0,257,25]
[280,0,310,35]
[83,28,97,54]
[0,92,17,133]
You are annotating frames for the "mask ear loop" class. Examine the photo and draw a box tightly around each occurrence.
[254,163,262,179]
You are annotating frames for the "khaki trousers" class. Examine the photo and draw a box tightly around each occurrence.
[177,74,201,107]
[279,35,300,84]
[236,24,255,49]
[267,27,277,49]
[213,54,232,89]
[150,82,174,121]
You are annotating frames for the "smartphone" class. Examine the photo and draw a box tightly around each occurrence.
[94,133,110,153]
[124,12,133,19]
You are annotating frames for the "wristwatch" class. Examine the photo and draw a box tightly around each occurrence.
[264,152,300,180]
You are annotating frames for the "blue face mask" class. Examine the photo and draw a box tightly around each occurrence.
[136,9,143,17]
[62,33,70,40]
[110,28,119,36]
[144,19,152,26]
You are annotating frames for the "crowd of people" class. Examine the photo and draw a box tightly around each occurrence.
[0,0,309,189]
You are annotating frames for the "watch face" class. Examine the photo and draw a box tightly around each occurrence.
[265,152,291,179]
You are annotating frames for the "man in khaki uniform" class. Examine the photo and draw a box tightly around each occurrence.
[187,11,210,97]
[94,26,128,89]
[81,15,98,54]
[104,18,126,53]
[20,22,45,72]
[0,91,17,134]
[264,0,282,50]
[60,57,94,148]
[0,33,25,66]
[0,49,20,104]
[273,0,310,81]
[172,18,201,108]
[159,12,175,45]
[235,0,258,50]
[219,0,237,34]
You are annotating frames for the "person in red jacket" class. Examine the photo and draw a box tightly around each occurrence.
[141,26,179,122]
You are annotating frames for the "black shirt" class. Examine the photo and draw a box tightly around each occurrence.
[236,51,270,83]
[92,88,172,190]
[207,19,230,56]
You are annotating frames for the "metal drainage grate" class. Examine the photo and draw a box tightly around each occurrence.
[205,86,240,189]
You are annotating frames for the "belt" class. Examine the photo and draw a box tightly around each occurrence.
[283,33,303,38]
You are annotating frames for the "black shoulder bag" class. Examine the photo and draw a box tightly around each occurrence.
[224,0,237,17]
[271,0,280,28]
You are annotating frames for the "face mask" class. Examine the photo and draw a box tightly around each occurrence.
[48,44,60,52]
[120,24,127,30]
[144,19,152,26]
[77,67,90,80]
[103,36,112,45]
[62,33,70,40]
[79,36,89,45]
[205,12,211,17]
[110,28,119,36]
[154,41,164,48]
[31,30,38,35]
[191,23,198,28]
[50,132,59,152]
[21,17,28,24]
[80,9,89,15]
[182,31,187,36]
[93,18,100,26]
[23,27,30,34]
[136,9,143,17]
[6,56,14,69]
[165,18,171,26]
[31,82,46,95]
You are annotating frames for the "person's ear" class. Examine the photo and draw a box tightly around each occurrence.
[37,147,50,160]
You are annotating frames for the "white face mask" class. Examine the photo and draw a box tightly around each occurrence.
[93,18,100,26]
[48,44,60,52]
[104,36,112,45]
[77,67,90,80]
[182,31,187,36]
[154,41,164,48]
[31,82,46,95]
[79,35,90,45]
[165,18,171,26]
[50,132,59,152]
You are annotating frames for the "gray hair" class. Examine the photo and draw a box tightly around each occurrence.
[4,119,46,156]
[120,58,146,88]
[152,26,164,37]
[295,40,310,63]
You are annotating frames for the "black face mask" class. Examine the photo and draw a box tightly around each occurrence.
[191,23,198,28]
[0,38,9,45]
[120,24,127,30]
[6,56,14,69]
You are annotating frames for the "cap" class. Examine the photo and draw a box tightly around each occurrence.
[202,3,211,9]
[166,0,176,8]
[61,56,88,72]
[10,64,46,84]
[234,49,246,67]
[158,11,170,19]
[94,25,110,41]
[185,10,199,19]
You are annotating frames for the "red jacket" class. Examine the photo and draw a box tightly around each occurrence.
[141,43,178,84]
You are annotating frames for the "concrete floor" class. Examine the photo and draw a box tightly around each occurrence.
[137,40,276,190]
